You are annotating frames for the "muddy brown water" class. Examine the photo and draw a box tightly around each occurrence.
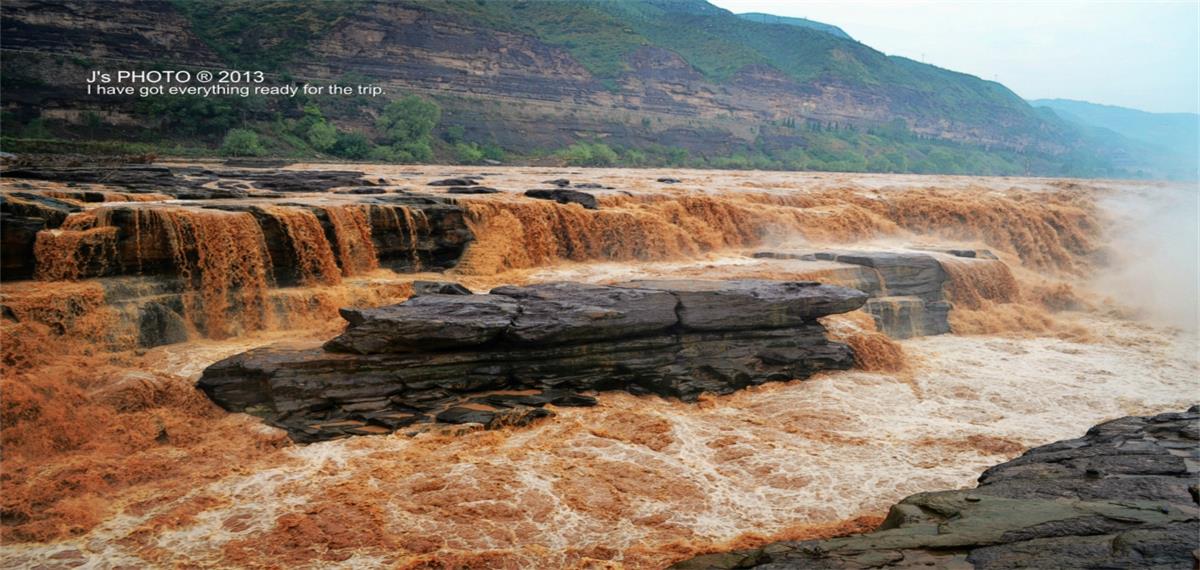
[1,166,1196,568]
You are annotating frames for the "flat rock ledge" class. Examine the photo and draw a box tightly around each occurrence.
[672,406,1200,570]
[198,280,867,442]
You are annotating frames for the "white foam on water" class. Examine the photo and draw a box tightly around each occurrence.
[5,312,1192,569]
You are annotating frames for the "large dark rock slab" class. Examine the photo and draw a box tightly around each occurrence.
[491,282,679,345]
[1,192,81,278]
[428,177,476,186]
[672,406,1200,570]
[625,280,867,331]
[446,186,500,194]
[751,249,999,338]
[199,280,867,441]
[328,294,522,354]
[524,188,599,209]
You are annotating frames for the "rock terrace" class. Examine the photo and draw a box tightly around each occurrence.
[199,280,868,441]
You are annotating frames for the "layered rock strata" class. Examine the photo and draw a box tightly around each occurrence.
[2,167,475,280]
[198,280,868,441]
[754,249,1001,338]
[673,406,1200,569]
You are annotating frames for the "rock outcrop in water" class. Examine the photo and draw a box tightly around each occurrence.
[1,192,82,278]
[199,280,868,441]
[524,188,599,209]
[754,249,1006,338]
[2,166,375,197]
[674,406,1200,570]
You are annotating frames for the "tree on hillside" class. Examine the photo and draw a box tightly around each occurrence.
[306,120,337,151]
[374,95,441,162]
[220,128,265,156]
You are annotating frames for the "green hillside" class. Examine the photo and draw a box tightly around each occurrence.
[168,0,1038,127]
[736,12,852,40]
[1,0,1177,179]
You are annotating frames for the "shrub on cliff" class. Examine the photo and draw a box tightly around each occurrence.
[558,142,618,166]
[220,128,265,157]
[454,142,485,164]
[306,120,337,152]
[331,131,371,159]
[370,95,442,163]
[377,96,441,147]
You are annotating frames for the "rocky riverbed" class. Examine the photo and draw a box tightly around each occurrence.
[1,163,1196,568]
[675,406,1200,569]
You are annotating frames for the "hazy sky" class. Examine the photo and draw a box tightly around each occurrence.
[709,0,1200,114]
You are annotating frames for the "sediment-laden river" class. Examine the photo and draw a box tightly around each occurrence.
[1,165,1196,568]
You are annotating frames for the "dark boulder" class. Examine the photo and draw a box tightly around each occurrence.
[411,280,473,296]
[428,177,476,186]
[542,178,571,187]
[524,188,599,210]
[136,302,190,347]
[435,406,498,425]
[657,177,682,183]
[333,186,388,195]
[436,405,553,428]
[446,186,500,194]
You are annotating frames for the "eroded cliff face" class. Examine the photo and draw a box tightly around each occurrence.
[0,0,1060,154]
[294,3,1051,152]
[0,0,222,64]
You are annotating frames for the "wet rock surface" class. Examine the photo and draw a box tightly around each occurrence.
[0,165,476,282]
[2,165,374,198]
[1,192,82,278]
[673,406,1200,570]
[524,188,599,209]
[199,280,867,441]
[428,177,480,186]
[446,185,500,194]
[753,249,999,338]
[410,280,473,296]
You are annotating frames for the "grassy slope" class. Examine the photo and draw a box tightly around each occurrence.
[736,13,852,40]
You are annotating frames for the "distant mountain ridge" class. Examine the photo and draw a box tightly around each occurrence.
[1030,99,1198,156]
[1030,99,1198,179]
[735,12,853,40]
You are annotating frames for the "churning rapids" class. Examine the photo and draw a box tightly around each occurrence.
[1,165,1196,569]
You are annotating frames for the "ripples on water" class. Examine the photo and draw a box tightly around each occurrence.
[1,167,1196,568]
